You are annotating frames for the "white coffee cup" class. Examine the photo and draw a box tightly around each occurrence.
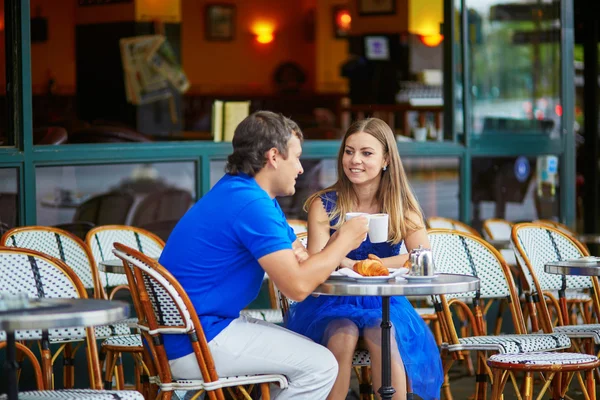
[368,213,389,243]
[345,212,370,241]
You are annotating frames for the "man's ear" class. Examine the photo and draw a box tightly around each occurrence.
[265,148,280,169]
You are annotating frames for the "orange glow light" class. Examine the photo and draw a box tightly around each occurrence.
[336,10,351,30]
[252,22,275,44]
[420,33,443,47]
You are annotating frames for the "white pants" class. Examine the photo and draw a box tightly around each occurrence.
[169,315,338,399]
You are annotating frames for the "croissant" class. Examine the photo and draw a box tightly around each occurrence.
[353,256,389,277]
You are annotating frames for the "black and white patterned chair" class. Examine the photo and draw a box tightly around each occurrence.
[428,229,572,400]
[427,216,481,237]
[487,352,599,399]
[113,243,288,400]
[0,389,144,399]
[1,227,144,390]
[0,247,109,391]
[512,223,600,348]
[86,225,164,296]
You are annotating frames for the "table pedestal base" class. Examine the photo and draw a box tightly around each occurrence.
[4,331,18,400]
[378,296,396,400]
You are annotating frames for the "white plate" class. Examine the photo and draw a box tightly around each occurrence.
[329,267,409,282]
[404,274,439,282]
[564,256,600,264]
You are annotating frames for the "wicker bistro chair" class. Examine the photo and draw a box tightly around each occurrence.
[286,219,308,234]
[427,217,481,237]
[0,247,142,400]
[86,225,165,298]
[0,227,142,390]
[112,243,289,400]
[486,352,599,400]
[511,223,600,350]
[427,229,573,400]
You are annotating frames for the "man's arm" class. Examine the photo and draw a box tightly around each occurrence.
[259,216,368,301]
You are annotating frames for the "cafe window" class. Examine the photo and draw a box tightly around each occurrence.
[0,168,19,234]
[465,0,562,138]
[470,155,560,232]
[35,161,196,241]
[0,1,9,147]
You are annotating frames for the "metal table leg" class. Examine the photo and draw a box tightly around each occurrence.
[378,296,396,400]
[5,331,18,400]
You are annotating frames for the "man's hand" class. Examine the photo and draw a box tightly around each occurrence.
[334,216,369,250]
[292,240,309,263]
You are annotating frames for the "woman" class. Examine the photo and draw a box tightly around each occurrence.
[286,118,442,400]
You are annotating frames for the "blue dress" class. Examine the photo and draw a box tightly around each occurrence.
[285,192,443,400]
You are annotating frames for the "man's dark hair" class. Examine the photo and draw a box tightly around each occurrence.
[226,111,303,176]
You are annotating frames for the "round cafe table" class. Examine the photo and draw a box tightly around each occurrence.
[313,273,480,400]
[0,298,129,400]
[545,260,600,277]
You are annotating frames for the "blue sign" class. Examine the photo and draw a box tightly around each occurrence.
[514,156,530,182]
[547,156,558,174]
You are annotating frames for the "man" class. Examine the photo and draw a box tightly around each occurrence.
[159,110,368,399]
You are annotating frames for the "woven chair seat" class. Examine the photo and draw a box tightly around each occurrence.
[0,389,144,399]
[240,309,283,324]
[488,351,598,366]
[0,321,133,342]
[102,334,143,350]
[554,324,600,344]
[443,333,571,353]
[352,349,371,366]
[152,373,289,392]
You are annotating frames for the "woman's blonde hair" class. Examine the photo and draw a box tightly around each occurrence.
[304,118,424,244]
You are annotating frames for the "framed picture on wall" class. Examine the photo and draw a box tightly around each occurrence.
[205,4,236,41]
[357,0,396,16]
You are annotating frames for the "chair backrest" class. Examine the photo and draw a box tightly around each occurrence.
[287,219,308,234]
[482,218,513,241]
[1,226,105,299]
[428,229,526,338]
[428,229,519,302]
[53,222,96,241]
[427,216,480,237]
[86,225,165,288]
[511,222,595,332]
[534,219,576,237]
[131,188,193,227]
[0,247,101,388]
[73,191,135,226]
[139,219,179,243]
[112,243,224,399]
[511,223,590,293]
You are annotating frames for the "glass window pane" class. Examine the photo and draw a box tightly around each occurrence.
[471,155,559,232]
[404,157,460,220]
[211,157,459,222]
[35,162,196,241]
[0,168,19,234]
[466,0,561,138]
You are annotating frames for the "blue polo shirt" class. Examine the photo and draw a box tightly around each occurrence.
[159,173,296,360]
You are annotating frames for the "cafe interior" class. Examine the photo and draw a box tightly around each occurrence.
[2,0,600,398]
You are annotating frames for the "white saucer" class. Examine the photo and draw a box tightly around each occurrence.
[404,274,439,282]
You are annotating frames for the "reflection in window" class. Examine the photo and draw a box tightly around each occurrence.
[471,155,559,231]
[36,162,196,242]
[211,157,459,223]
[466,0,561,138]
[404,157,459,221]
[0,169,19,234]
